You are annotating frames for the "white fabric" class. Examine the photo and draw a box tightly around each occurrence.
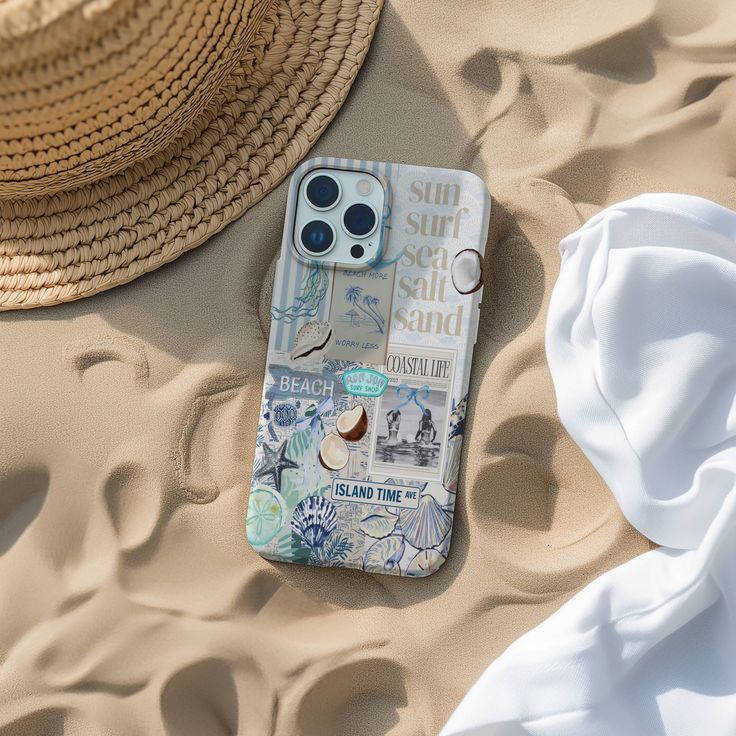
[441,194,736,736]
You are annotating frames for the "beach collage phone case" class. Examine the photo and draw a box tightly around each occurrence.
[247,157,491,576]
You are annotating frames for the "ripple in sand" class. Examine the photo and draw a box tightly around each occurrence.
[233,569,331,623]
[64,335,150,387]
[160,659,239,736]
[473,413,640,592]
[235,569,281,616]
[174,379,246,504]
[296,658,407,736]
[0,707,67,736]
[0,467,49,556]
[104,462,162,551]
[657,0,720,37]
[482,235,544,345]
[572,28,656,84]
[478,0,655,58]
[683,75,729,106]
[477,414,558,531]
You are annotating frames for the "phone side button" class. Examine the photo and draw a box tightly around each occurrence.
[472,302,481,345]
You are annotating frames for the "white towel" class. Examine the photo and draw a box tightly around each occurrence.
[441,194,736,736]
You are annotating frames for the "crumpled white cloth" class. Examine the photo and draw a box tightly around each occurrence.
[441,193,736,736]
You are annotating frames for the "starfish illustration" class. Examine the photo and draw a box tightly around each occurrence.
[256,440,299,493]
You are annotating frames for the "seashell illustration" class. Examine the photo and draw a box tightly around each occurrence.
[359,507,398,538]
[336,404,368,442]
[318,432,349,471]
[399,493,453,549]
[442,438,461,493]
[443,396,467,492]
[246,486,286,548]
[447,395,467,440]
[384,477,424,489]
[435,527,452,558]
[363,535,404,574]
[291,495,338,548]
[406,548,445,577]
[290,320,333,364]
[451,248,483,295]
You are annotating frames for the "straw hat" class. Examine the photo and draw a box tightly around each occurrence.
[0,0,383,309]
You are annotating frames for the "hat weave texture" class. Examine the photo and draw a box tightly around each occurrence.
[0,0,383,309]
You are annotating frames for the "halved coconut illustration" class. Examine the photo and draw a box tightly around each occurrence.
[336,404,368,442]
[318,432,350,471]
[290,320,333,364]
[451,248,483,295]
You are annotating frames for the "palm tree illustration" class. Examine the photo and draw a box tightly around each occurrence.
[363,294,385,332]
[344,286,384,333]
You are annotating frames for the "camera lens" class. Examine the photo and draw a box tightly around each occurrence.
[342,203,377,238]
[299,220,335,255]
[305,175,340,210]
[350,244,365,259]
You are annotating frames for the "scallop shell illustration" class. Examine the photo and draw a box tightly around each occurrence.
[399,494,452,549]
[290,495,338,548]
[363,535,405,574]
[435,526,453,559]
[290,320,333,364]
[443,395,467,492]
[442,438,461,493]
[359,507,398,539]
[406,548,445,577]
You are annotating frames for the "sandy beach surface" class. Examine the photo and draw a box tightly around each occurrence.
[2,0,735,733]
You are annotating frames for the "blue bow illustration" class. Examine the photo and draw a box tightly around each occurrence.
[296,396,334,487]
[296,395,334,432]
[394,384,430,415]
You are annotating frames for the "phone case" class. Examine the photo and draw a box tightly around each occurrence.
[247,157,491,576]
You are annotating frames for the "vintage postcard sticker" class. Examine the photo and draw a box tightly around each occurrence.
[369,344,455,482]
[328,265,395,363]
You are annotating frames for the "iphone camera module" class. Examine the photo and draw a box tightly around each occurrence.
[294,167,385,267]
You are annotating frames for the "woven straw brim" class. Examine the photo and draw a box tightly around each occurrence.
[0,0,383,310]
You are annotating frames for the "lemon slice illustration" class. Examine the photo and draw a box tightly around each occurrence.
[247,486,285,547]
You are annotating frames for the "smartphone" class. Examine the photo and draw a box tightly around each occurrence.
[247,157,490,576]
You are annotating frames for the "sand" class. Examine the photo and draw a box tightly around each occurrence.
[1,0,735,733]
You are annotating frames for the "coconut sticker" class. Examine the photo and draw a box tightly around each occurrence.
[318,432,350,471]
[451,249,483,295]
[336,404,368,441]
